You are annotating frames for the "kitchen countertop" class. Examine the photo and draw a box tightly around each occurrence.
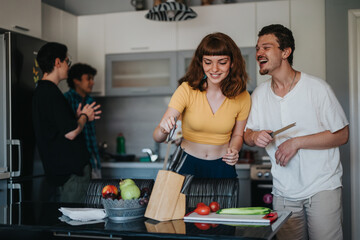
[0,201,291,240]
[102,161,250,169]
[0,172,10,179]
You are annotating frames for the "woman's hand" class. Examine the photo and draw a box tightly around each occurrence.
[159,116,177,136]
[153,107,180,143]
[76,103,82,118]
[222,148,239,166]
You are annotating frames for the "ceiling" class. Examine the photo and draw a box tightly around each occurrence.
[41,0,270,16]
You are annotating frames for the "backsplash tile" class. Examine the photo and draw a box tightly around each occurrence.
[94,95,172,159]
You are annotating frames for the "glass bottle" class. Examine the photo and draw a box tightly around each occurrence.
[116,133,126,154]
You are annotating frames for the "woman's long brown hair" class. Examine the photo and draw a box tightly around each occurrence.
[178,32,248,98]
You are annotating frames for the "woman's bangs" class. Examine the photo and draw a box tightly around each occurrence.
[201,40,231,57]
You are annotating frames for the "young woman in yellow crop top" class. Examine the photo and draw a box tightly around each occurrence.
[153,32,251,178]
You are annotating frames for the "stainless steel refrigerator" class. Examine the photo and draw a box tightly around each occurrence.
[0,30,49,209]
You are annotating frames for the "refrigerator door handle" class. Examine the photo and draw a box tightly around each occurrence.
[10,139,22,177]
[7,183,22,204]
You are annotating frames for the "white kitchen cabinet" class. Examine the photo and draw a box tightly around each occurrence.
[0,0,42,38]
[255,0,290,85]
[256,0,290,32]
[77,15,106,96]
[42,3,78,93]
[42,3,62,42]
[106,51,177,96]
[42,3,78,63]
[105,11,177,54]
[177,3,256,50]
[290,0,325,80]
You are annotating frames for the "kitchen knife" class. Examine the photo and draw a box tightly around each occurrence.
[168,145,184,171]
[269,122,296,138]
[174,154,187,173]
[163,117,177,170]
[180,174,194,193]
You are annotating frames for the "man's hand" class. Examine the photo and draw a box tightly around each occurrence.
[249,130,273,148]
[275,138,298,167]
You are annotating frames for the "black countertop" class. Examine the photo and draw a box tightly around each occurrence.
[0,202,291,240]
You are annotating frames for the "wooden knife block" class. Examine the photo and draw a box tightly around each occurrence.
[145,219,186,234]
[145,170,185,221]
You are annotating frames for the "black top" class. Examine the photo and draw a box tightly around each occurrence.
[32,80,90,186]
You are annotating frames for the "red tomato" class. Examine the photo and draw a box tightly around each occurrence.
[194,205,210,215]
[194,222,211,230]
[209,201,220,212]
[196,202,206,208]
[211,224,219,228]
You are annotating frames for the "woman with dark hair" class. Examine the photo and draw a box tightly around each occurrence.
[153,32,251,178]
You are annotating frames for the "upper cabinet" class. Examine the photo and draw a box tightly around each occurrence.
[0,0,42,38]
[256,0,290,32]
[42,4,78,62]
[106,51,178,96]
[74,0,325,95]
[77,15,106,95]
[290,0,325,80]
[177,3,256,50]
[105,11,177,54]
[255,0,290,85]
[42,3,78,93]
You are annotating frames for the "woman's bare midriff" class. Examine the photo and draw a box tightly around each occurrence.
[180,139,228,160]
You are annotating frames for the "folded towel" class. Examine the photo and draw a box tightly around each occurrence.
[59,207,106,221]
[59,215,105,226]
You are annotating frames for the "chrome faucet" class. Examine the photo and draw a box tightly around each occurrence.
[141,148,158,162]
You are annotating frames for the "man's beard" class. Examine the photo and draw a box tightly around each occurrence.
[259,69,269,75]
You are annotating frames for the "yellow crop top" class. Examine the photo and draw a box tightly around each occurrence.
[168,82,251,145]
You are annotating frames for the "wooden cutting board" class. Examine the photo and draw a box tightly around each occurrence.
[184,212,270,225]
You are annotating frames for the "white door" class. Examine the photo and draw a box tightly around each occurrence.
[348,9,360,240]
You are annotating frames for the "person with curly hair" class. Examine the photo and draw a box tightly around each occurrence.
[153,32,251,178]
[64,63,102,179]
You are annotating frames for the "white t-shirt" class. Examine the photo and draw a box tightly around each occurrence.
[246,72,349,200]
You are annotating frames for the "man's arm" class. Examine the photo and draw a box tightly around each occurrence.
[275,125,349,166]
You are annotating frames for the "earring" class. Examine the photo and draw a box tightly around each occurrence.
[202,74,207,80]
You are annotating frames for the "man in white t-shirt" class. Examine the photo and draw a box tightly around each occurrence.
[244,24,349,240]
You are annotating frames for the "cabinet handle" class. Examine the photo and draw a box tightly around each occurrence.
[130,47,149,50]
[257,184,273,189]
[13,25,29,32]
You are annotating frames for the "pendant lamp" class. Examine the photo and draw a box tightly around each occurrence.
[145,0,197,22]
